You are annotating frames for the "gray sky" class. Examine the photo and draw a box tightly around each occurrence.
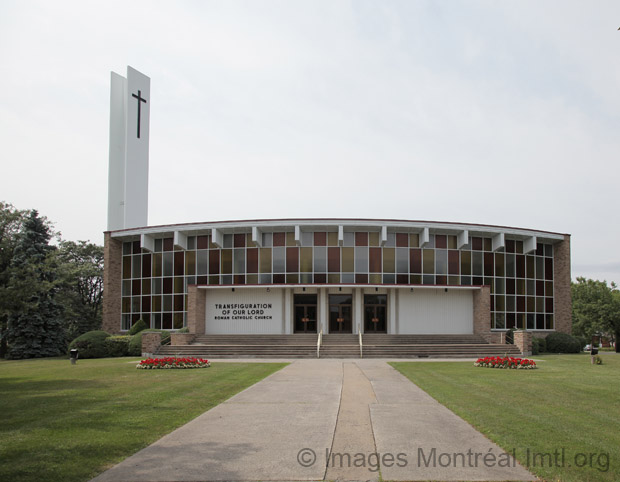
[1,1,619,284]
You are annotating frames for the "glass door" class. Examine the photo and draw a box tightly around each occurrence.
[329,294,353,333]
[364,294,387,333]
[294,294,317,333]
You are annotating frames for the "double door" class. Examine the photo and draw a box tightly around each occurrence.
[364,294,387,333]
[329,294,352,333]
[294,294,317,333]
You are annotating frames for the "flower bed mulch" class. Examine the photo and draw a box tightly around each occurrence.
[137,357,211,369]
[474,356,537,369]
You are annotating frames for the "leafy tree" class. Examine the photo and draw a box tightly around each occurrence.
[4,210,66,358]
[0,202,27,356]
[571,277,620,352]
[56,240,104,340]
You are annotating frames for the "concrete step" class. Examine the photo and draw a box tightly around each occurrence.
[362,343,521,358]
[362,334,489,345]
[193,334,317,345]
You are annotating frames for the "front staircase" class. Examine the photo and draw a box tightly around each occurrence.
[156,334,317,358]
[156,332,522,359]
[362,334,521,358]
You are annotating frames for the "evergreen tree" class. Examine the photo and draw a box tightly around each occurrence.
[0,202,26,357]
[5,210,66,358]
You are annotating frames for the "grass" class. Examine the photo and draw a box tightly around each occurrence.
[0,357,287,482]
[391,354,620,482]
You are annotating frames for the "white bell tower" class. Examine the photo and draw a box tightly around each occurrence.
[107,66,150,231]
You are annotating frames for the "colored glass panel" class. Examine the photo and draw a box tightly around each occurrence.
[448,250,459,275]
[273,232,285,247]
[247,248,258,273]
[369,232,380,247]
[422,249,434,274]
[209,250,220,275]
[259,248,272,273]
[286,247,299,272]
[355,232,368,246]
[342,248,354,272]
[383,248,395,273]
[435,235,447,249]
[328,247,340,272]
[369,248,382,273]
[396,233,408,247]
[410,249,422,273]
[221,249,232,274]
[185,251,195,276]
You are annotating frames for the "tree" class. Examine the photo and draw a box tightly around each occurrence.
[571,277,620,352]
[56,240,104,340]
[4,210,66,358]
[0,202,26,357]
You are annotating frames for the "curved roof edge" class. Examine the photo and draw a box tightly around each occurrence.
[108,218,568,243]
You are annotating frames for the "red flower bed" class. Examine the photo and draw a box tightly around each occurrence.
[474,356,537,369]
[136,357,211,369]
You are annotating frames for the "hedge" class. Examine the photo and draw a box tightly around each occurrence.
[128,319,148,336]
[105,336,131,357]
[545,332,581,353]
[68,331,111,359]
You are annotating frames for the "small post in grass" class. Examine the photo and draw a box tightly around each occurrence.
[70,348,79,365]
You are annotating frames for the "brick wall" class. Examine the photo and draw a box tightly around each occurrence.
[102,232,122,334]
[473,286,492,341]
[514,330,532,356]
[553,234,572,334]
[187,285,206,334]
[141,332,161,356]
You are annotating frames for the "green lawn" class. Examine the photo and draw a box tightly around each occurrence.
[391,354,620,482]
[0,357,286,482]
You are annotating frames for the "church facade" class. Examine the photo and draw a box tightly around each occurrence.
[102,219,571,340]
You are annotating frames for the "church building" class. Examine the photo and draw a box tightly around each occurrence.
[102,68,571,352]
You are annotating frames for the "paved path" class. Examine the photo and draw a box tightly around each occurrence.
[92,360,535,482]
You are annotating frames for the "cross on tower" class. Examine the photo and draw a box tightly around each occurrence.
[131,90,147,138]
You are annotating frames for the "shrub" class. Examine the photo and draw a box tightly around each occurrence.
[128,333,142,356]
[177,326,189,334]
[593,355,603,365]
[538,337,547,353]
[128,319,148,336]
[545,332,581,353]
[105,336,131,357]
[575,336,588,351]
[69,331,111,359]
[532,337,546,355]
[128,329,171,357]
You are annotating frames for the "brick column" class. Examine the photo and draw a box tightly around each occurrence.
[473,286,492,341]
[102,232,122,334]
[514,330,532,356]
[187,285,206,334]
[553,234,572,334]
[141,332,161,356]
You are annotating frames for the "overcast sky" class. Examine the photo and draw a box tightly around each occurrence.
[1,1,619,284]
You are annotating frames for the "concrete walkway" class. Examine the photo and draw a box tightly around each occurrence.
[92,360,535,482]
